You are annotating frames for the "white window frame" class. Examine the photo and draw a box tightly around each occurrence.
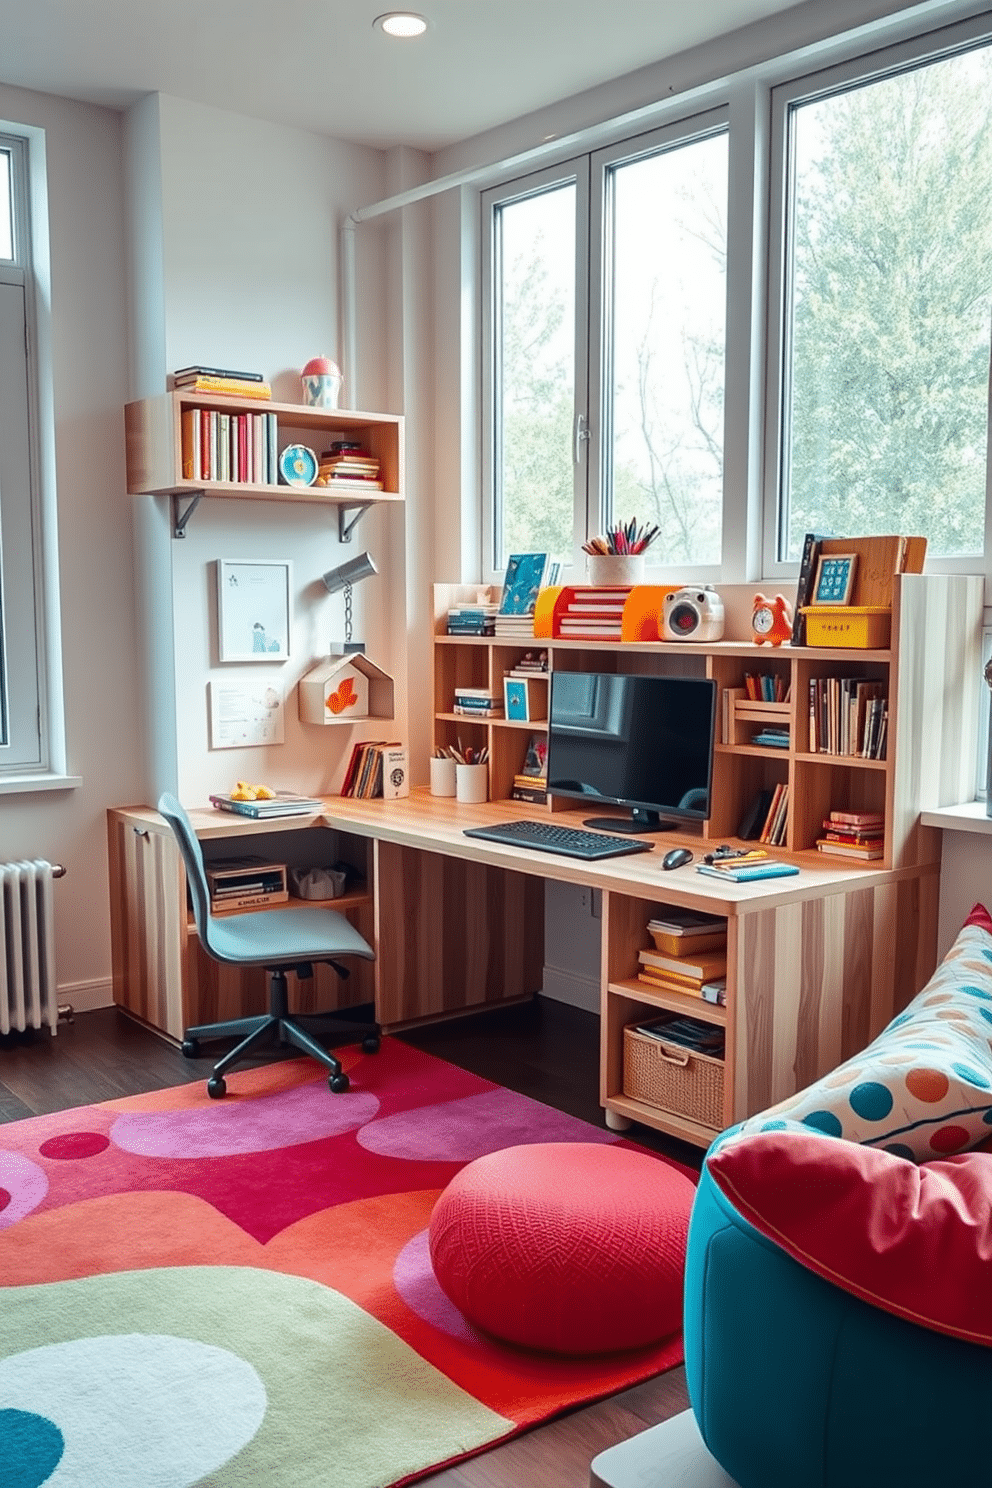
[481,156,590,580]
[0,123,71,793]
[761,13,992,586]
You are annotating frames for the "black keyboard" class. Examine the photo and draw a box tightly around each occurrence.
[463,819,654,861]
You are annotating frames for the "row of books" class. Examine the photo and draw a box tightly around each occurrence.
[316,442,383,491]
[742,673,790,703]
[452,686,504,717]
[181,408,278,485]
[816,809,885,860]
[341,741,407,799]
[808,677,887,758]
[173,365,272,400]
[556,585,632,639]
[754,782,790,846]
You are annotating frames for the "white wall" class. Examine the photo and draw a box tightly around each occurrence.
[122,95,405,810]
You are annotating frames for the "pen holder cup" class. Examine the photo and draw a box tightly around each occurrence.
[430,756,457,797]
[456,762,488,804]
[586,553,646,587]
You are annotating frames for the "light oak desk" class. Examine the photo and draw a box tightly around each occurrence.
[109,789,938,1148]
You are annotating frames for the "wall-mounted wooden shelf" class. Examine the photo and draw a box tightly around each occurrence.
[124,390,404,539]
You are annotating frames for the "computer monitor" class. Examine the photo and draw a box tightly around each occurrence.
[546,671,717,834]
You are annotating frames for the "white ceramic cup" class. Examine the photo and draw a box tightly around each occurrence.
[430,756,457,797]
[586,553,646,586]
[455,762,488,804]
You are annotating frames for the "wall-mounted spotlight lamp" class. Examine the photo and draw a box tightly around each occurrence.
[322,551,378,654]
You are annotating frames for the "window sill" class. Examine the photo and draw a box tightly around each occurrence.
[920,801,992,834]
[0,772,82,795]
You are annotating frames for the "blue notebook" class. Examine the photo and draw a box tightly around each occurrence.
[696,860,799,883]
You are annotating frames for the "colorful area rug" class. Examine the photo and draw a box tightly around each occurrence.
[0,1037,687,1488]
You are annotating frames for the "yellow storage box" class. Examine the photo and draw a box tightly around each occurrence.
[801,606,891,649]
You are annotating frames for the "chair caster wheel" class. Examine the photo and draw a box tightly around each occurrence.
[329,1072,350,1094]
[181,1039,199,1059]
[207,1076,227,1099]
[362,1034,380,1054]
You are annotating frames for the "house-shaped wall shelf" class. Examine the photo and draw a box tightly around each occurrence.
[298,653,395,725]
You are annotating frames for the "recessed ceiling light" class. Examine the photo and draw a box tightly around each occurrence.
[374,12,429,38]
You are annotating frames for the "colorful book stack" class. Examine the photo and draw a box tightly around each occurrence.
[316,441,383,491]
[173,365,272,399]
[511,732,548,804]
[556,586,632,639]
[181,408,278,483]
[446,601,498,635]
[816,809,885,860]
[452,686,504,718]
[638,910,728,1004]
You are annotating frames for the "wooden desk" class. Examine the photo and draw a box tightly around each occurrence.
[109,790,938,1147]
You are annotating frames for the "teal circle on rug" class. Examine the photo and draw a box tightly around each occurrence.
[0,1407,64,1488]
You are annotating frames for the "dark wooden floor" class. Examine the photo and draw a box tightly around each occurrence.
[0,995,694,1487]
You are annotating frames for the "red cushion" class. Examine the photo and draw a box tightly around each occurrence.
[429,1142,695,1355]
[964,901,992,935]
[708,1130,992,1345]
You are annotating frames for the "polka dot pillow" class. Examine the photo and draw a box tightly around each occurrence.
[735,904,992,1161]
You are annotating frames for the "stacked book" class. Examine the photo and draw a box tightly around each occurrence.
[816,809,885,860]
[751,727,790,749]
[556,586,632,639]
[209,790,323,819]
[695,849,799,882]
[638,910,728,1004]
[446,601,498,636]
[453,686,503,718]
[181,408,278,484]
[508,648,549,675]
[173,365,272,400]
[512,733,547,803]
[316,441,383,492]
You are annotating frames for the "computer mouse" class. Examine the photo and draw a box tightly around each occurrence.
[662,847,694,870]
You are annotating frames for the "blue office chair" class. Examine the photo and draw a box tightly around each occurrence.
[158,793,379,1098]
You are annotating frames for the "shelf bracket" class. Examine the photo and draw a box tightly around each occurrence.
[172,490,204,539]
[338,502,370,544]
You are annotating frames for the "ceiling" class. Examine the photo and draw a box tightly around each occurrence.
[0,0,808,152]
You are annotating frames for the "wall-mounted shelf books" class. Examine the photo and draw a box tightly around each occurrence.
[124,391,404,538]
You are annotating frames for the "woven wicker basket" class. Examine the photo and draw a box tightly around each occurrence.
[623,1025,724,1129]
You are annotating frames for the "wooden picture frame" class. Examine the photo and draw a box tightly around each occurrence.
[217,559,292,661]
[812,552,858,606]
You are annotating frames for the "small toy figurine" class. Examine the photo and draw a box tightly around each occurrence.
[751,593,793,646]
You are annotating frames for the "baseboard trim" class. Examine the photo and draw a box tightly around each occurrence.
[57,978,114,1015]
[541,966,600,1015]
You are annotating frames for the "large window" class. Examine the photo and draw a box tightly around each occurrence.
[485,119,728,574]
[0,130,59,781]
[775,40,992,563]
[484,13,992,594]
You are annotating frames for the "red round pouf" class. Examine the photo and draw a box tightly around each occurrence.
[428,1141,695,1355]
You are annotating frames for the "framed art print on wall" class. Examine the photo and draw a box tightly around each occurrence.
[217,559,292,661]
[812,553,858,606]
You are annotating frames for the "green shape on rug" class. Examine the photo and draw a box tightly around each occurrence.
[0,1266,513,1488]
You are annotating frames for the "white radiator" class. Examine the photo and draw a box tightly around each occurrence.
[1,860,59,1035]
